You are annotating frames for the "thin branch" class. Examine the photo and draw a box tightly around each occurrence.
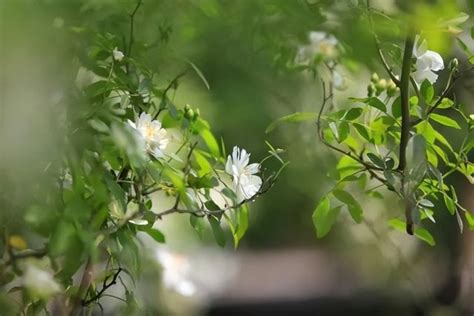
[153,69,189,119]
[3,248,47,266]
[126,0,142,62]
[154,173,279,219]
[366,1,400,86]
[316,80,385,175]
[82,268,123,306]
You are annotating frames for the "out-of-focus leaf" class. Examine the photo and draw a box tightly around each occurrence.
[266,112,317,133]
[313,196,338,238]
[332,189,363,223]
[209,216,226,247]
[186,59,210,90]
[414,227,436,246]
[142,227,165,243]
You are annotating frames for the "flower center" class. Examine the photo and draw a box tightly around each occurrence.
[145,125,155,139]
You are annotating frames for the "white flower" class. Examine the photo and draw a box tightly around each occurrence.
[156,249,196,297]
[23,264,61,300]
[128,112,170,158]
[295,31,338,65]
[225,146,262,202]
[113,47,125,62]
[309,31,338,57]
[412,36,444,84]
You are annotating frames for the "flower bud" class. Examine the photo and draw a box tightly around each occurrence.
[370,72,379,83]
[375,79,387,95]
[184,104,191,112]
[367,83,376,97]
[184,108,195,120]
[386,79,398,97]
[193,108,200,120]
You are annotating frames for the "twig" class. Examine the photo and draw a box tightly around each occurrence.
[153,69,189,119]
[366,1,400,86]
[82,268,123,306]
[316,80,385,175]
[154,174,279,219]
[126,0,142,63]
[3,248,47,266]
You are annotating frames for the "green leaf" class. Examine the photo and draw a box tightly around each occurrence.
[143,228,165,243]
[367,97,387,112]
[429,113,461,129]
[414,227,436,246]
[338,121,350,143]
[312,196,338,238]
[190,215,206,238]
[366,153,385,168]
[208,216,226,247]
[465,212,474,230]
[443,194,456,215]
[185,59,210,90]
[332,189,363,223]
[419,199,434,208]
[436,98,454,109]
[234,205,249,248]
[439,12,469,27]
[391,96,401,118]
[265,112,317,133]
[388,218,406,232]
[344,107,363,120]
[353,123,371,141]
[195,118,221,157]
[420,80,434,104]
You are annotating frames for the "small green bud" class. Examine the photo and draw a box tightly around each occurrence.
[375,79,387,95]
[193,108,200,120]
[386,79,398,97]
[185,108,195,120]
[367,83,376,97]
[370,72,379,83]
[184,104,191,112]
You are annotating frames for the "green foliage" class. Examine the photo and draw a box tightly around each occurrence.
[0,2,287,313]
[267,3,473,247]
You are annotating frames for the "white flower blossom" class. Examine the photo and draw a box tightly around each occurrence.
[23,264,62,299]
[308,31,338,58]
[128,112,170,158]
[412,36,444,85]
[156,249,196,297]
[113,47,125,62]
[225,146,262,202]
[295,31,338,65]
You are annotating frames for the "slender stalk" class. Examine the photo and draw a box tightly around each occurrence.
[126,0,142,61]
[398,33,415,171]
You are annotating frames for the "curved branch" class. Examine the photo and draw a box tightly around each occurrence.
[82,268,123,306]
[366,1,400,86]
